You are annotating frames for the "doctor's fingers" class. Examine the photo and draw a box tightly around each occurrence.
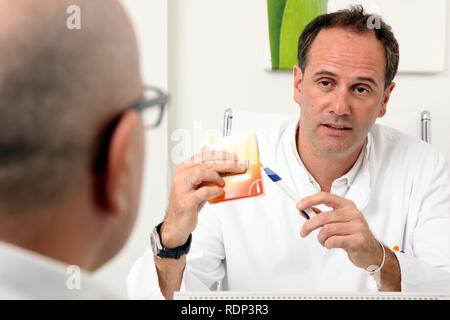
[190,186,224,207]
[181,166,224,191]
[297,191,354,211]
[173,184,224,215]
[183,149,239,166]
[181,163,247,191]
[322,234,361,250]
[300,208,356,238]
[203,162,247,175]
[317,222,365,247]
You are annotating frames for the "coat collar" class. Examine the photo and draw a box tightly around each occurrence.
[282,118,372,211]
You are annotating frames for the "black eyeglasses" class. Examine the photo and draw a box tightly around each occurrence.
[129,85,168,129]
[93,85,168,172]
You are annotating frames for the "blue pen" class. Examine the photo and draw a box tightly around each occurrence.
[261,164,316,220]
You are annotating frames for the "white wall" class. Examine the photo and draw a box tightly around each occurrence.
[328,0,448,73]
[95,0,168,295]
[167,0,450,163]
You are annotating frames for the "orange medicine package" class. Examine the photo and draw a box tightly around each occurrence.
[207,132,264,204]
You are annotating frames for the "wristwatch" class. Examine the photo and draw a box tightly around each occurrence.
[150,222,192,259]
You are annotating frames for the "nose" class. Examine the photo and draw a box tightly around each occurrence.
[329,88,351,116]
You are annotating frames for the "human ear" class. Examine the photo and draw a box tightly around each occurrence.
[104,110,141,216]
[293,65,304,105]
[378,82,396,118]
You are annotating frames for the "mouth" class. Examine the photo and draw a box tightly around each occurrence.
[321,123,352,131]
[320,123,353,136]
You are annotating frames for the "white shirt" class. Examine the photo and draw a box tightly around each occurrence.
[128,118,450,298]
[0,241,120,299]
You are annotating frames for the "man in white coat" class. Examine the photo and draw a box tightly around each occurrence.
[128,6,450,299]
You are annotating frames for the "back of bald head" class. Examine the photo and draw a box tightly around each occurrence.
[0,0,142,212]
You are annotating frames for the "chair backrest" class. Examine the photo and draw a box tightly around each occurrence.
[223,108,297,136]
[223,108,431,143]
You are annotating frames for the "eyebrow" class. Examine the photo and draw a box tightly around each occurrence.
[313,70,337,78]
[356,76,379,88]
[312,70,379,88]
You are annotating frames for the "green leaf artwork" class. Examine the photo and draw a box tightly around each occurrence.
[267,0,328,70]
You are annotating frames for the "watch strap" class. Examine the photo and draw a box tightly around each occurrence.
[155,222,192,259]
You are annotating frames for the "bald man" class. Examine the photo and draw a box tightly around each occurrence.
[0,0,146,299]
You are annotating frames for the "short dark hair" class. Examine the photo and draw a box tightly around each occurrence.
[297,5,399,89]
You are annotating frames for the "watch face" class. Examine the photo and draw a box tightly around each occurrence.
[150,228,160,255]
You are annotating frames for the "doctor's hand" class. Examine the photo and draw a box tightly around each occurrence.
[160,148,246,249]
[296,192,383,270]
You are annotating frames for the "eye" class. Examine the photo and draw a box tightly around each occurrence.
[355,86,369,94]
[318,80,333,88]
